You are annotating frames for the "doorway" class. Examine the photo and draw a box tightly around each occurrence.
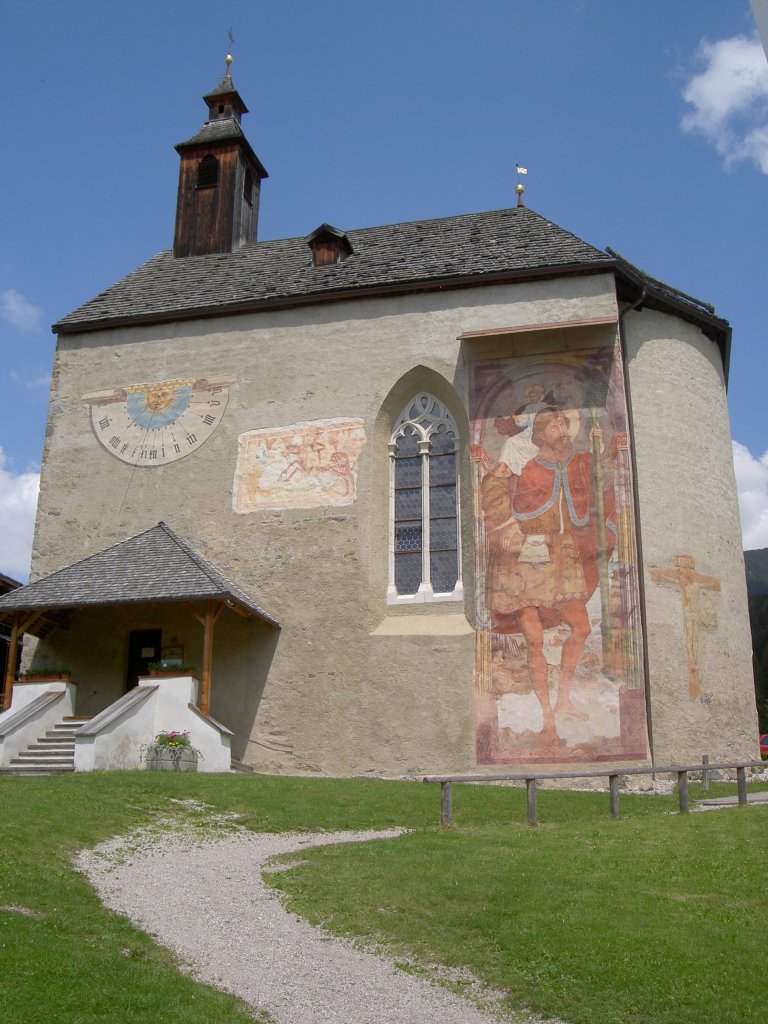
[126,629,162,689]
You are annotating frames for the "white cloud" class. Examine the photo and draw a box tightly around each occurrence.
[681,35,768,174]
[0,289,43,332]
[0,448,39,582]
[9,369,51,391]
[732,441,768,549]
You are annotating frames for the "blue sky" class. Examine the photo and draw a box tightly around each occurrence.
[1,0,767,580]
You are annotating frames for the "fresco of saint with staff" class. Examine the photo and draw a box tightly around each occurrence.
[470,345,649,764]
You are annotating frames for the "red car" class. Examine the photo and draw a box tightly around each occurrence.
[760,734,768,759]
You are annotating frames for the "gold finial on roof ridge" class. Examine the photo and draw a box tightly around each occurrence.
[515,164,528,208]
[225,28,235,76]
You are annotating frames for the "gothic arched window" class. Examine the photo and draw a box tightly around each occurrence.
[388,393,462,602]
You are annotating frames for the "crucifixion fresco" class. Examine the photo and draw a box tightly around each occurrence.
[650,554,720,701]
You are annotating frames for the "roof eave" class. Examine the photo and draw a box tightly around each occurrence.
[612,259,732,383]
[0,592,279,629]
[52,259,618,335]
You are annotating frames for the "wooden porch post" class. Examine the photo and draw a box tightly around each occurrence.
[2,611,42,712]
[201,601,215,715]
[2,614,21,711]
[186,600,224,716]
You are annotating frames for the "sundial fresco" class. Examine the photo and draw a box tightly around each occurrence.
[82,375,235,467]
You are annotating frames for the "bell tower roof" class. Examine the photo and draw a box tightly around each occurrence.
[202,69,249,122]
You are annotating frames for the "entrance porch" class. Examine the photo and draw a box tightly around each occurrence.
[0,523,280,772]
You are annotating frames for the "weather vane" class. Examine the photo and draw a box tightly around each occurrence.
[515,163,528,207]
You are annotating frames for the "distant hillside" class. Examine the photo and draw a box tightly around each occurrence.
[744,548,768,595]
[745,550,768,730]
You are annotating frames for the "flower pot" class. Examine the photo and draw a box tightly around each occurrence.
[145,746,198,772]
[18,674,72,683]
[147,669,197,678]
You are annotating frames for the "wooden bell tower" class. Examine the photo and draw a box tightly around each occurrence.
[173,58,268,258]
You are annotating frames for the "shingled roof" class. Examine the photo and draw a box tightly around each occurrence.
[52,205,614,333]
[204,72,245,101]
[0,522,278,626]
[176,117,250,148]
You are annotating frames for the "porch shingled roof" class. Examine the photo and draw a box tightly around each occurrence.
[0,522,278,627]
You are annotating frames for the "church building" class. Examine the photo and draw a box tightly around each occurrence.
[0,62,758,775]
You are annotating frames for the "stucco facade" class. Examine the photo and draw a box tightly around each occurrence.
[7,68,756,775]
[23,269,758,775]
[623,309,756,764]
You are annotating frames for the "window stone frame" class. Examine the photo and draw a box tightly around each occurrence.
[388,393,464,604]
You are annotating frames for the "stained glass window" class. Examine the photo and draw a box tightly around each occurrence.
[390,395,461,600]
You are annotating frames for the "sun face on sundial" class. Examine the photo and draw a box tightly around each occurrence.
[82,375,235,467]
[140,384,188,419]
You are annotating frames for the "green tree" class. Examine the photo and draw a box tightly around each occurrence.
[748,593,768,731]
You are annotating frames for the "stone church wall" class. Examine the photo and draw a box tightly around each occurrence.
[33,273,619,775]
[30,271,757,774]
[624,308,758,764]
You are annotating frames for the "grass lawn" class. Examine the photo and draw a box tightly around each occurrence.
[0,772,765,1024]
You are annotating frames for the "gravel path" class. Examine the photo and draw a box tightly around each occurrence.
[76,815,555,1024]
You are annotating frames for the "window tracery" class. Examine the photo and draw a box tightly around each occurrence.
[388,393,462,602]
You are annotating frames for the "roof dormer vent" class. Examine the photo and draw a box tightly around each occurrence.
[306,223,353,267]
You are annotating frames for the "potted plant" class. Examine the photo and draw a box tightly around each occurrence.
[142,730,201,772]
[18,667,72,682]
[147,663,197,678]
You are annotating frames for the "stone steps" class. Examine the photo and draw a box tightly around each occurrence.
[3,717,91,775]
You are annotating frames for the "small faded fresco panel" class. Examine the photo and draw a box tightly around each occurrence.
[233,418,366,512]
[469,340,649,765]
